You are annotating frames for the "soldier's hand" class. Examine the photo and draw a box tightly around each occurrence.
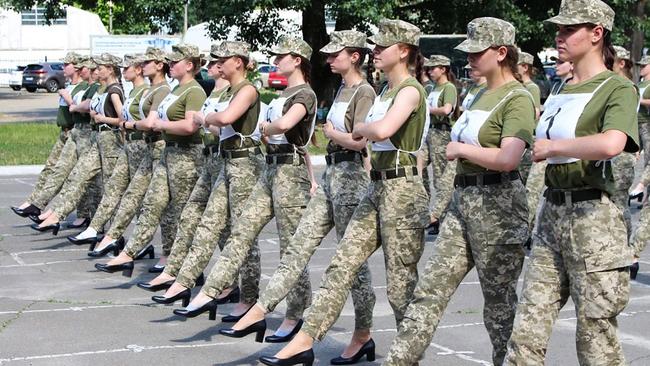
[193,112,204,127]
[445,142,464,160]
[321,121,334,138]
[532,139,553,162]
[152,119,164,132]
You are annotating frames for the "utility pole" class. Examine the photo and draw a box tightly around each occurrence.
[183,0,189,37]
[107,0,114,34]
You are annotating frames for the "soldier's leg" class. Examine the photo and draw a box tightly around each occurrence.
[419,129,433,199]
[430,159,456,221]
[31,130,68,195]
[519,149,533,184]
[429,129,450,200]
[611,153,635,238]
[87,149,130,229]
[273,164,312,320]
[526,161,547,231]
[29,133,79,208]
[631,202,650,257]
[383,207,473,366]
[639,123,650,187]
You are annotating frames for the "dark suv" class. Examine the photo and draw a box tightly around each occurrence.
[22,62,65,92]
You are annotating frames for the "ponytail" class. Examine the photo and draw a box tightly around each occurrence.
[494,46,523,83]
[601,30,616,71]
[405,45,424,82]
[297,56,312,85]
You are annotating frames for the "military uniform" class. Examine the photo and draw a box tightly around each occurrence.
[384,18,534,366]
[121,44,205,259]
[505,3,638,364]
[518,51,541,184]
[47,53,125,222]
[199,37,316,318]
[252,30,376,330]
[86,55,149,232]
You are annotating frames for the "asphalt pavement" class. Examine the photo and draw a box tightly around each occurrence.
[0,87,59,123]
[1,169,650,366]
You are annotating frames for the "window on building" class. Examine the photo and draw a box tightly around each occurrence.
[21,7,66,26]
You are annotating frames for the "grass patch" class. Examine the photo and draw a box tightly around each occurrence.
[0,122,59,165]
[307,128,327,155]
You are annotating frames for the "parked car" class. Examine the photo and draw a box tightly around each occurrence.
[267,66,288,90]
[253,63,287,89]
[22,62,65,92]
[9,66,25,91]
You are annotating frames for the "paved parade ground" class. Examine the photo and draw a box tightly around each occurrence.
[1,169,650,366]
[0,89,59,123]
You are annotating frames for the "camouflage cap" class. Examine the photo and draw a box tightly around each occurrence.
[455,17,516,53]
[92,53,122,66]
[165,43,202,62]
[636,55,650,66]
[545,0,615,31]
[424,55,451,67]
[368,18,420,47]
[143,47,167,62]
[77,56,97,69]
[518,51,534,65]
[269,36,313,59]
[614,45,630,61]
[320,30,368,54]
[63,51,83,65]
[120,54,146,68]
[209,41,251,60]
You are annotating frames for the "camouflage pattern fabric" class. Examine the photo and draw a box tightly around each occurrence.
[165,44,202,62]
[518,51,534,65]
[92,53,122,66]
[269,36,313,59]
[367,18,421,47]
[320,30,368,54]
[424,55,451,67]
[639,123,650,186]
[63,52,83,64]
[28,131,69,204]
[611,152,635,239]
[209,41,251,59]
[420,128,455,220]
[143,47,167,62]
[545,0,615,31]
[455,17,516,53]
[520,149,533,184]
[526,161,548,232]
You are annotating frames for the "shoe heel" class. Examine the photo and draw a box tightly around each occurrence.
[304,361,313,366]
[182,296,190,308]
[52,225,60,236]
[122,268,133,277]
[148,247,155,259]
[113,246,120,256]
[209,308,216,320]
[367,348,375,362]
[255,329,264,343]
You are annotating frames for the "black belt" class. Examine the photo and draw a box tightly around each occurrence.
[266,154,305,165]
[165,141,199,149]
[431,123,451,131]
[74,123,92,130]
[325,151,362,166]
[221,146,263,159]
[203,145,219,156]
[144,134,162,143]
[370,166,418,181]
[454,171,521,188]
[544,188,604,205]
[125,131,144,141]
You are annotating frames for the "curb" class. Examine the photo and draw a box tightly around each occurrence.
[0,156,329,176]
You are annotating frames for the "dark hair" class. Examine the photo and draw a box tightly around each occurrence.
[619,59,633,80]
[365,52,376,87]
[297,55,312,84]
[601,30,616,71]
[187,57,202,75]
[343,47,369,74]
[491,45,523,83]
[404,44,424,81]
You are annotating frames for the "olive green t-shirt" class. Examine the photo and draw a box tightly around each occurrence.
[457,81,536,174]
[638,80,650,124]
[544,71,640,196]
[57,81,88,130]
[326,80,375,154]
[71,82,100,125]
[102,83,124,119]
[266,84,317,154]
[429,81,457,126]
[371,77,428,170]
[126,83,149,122]
[162,79,206,144]
[219,80,261,150]
[524,81,541,109]
[140,82,171,119]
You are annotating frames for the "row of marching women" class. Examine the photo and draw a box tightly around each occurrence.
[10,0,646,364]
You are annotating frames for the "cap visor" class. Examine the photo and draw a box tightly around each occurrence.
[367,35,394,48]
[544,15,584,27]
[319,43,344,54]
[454,39,489,53]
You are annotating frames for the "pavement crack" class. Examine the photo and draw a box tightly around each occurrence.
[0,300,36,333]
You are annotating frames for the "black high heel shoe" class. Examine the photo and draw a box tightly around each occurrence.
[28,214,43,224]
[220,319,267,343]
[67,233,99,246]
[30,222,60,235]
[152,288,192,307]
[629,191,644,205]
[330,339,376,365]
[95,261,134,277]
[259,349,314,366]
[265,319,303,343]
[67,217,90,229]
[148,265,165,273]
[216,286,239,305]
[631,262,640,280]
[172,298,218,320]
[137,279,174,292]
[222,303,253,323]
[87,237,125,258]
[195,273,205,287]
[134,244,155,260]
[12,204,40,217]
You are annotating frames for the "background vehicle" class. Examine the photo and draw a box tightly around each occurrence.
[267,65,287,90]
[9,66,25,91]
[252,63,287,90]
[22,62,65,93]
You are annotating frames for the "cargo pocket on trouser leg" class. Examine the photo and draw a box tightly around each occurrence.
[583,255,630,319]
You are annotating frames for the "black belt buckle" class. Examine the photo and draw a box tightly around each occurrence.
[325,151,360,166]
[370,166,417,181]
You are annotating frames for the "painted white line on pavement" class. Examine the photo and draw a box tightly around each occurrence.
[0,259,86,268]
[11,248,87,255]
[0,165,43,177]
[14,178,35,187]
[430,342,491,365]
[0,341,239,364]
[0,304,142,315]
[9,253,24,265]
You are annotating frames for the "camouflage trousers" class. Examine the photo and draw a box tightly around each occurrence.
[301,171,429,340]
[171,150,264,302]
[258,158,376,330]
[104,140,165,239]
[50,130,122,221]
[87,139,148,231]
[384,176,528,366]
[201,157,311,319]
[123,145,203,258]
[30,127,99,218]
[632,200,650,257]
[420,127,454,220]
[639,123,650,186]
[520,149,533,185]
[526,161,547,232]
[611,152,636,239]
[29,130,68,200]
[505,193,631,366]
